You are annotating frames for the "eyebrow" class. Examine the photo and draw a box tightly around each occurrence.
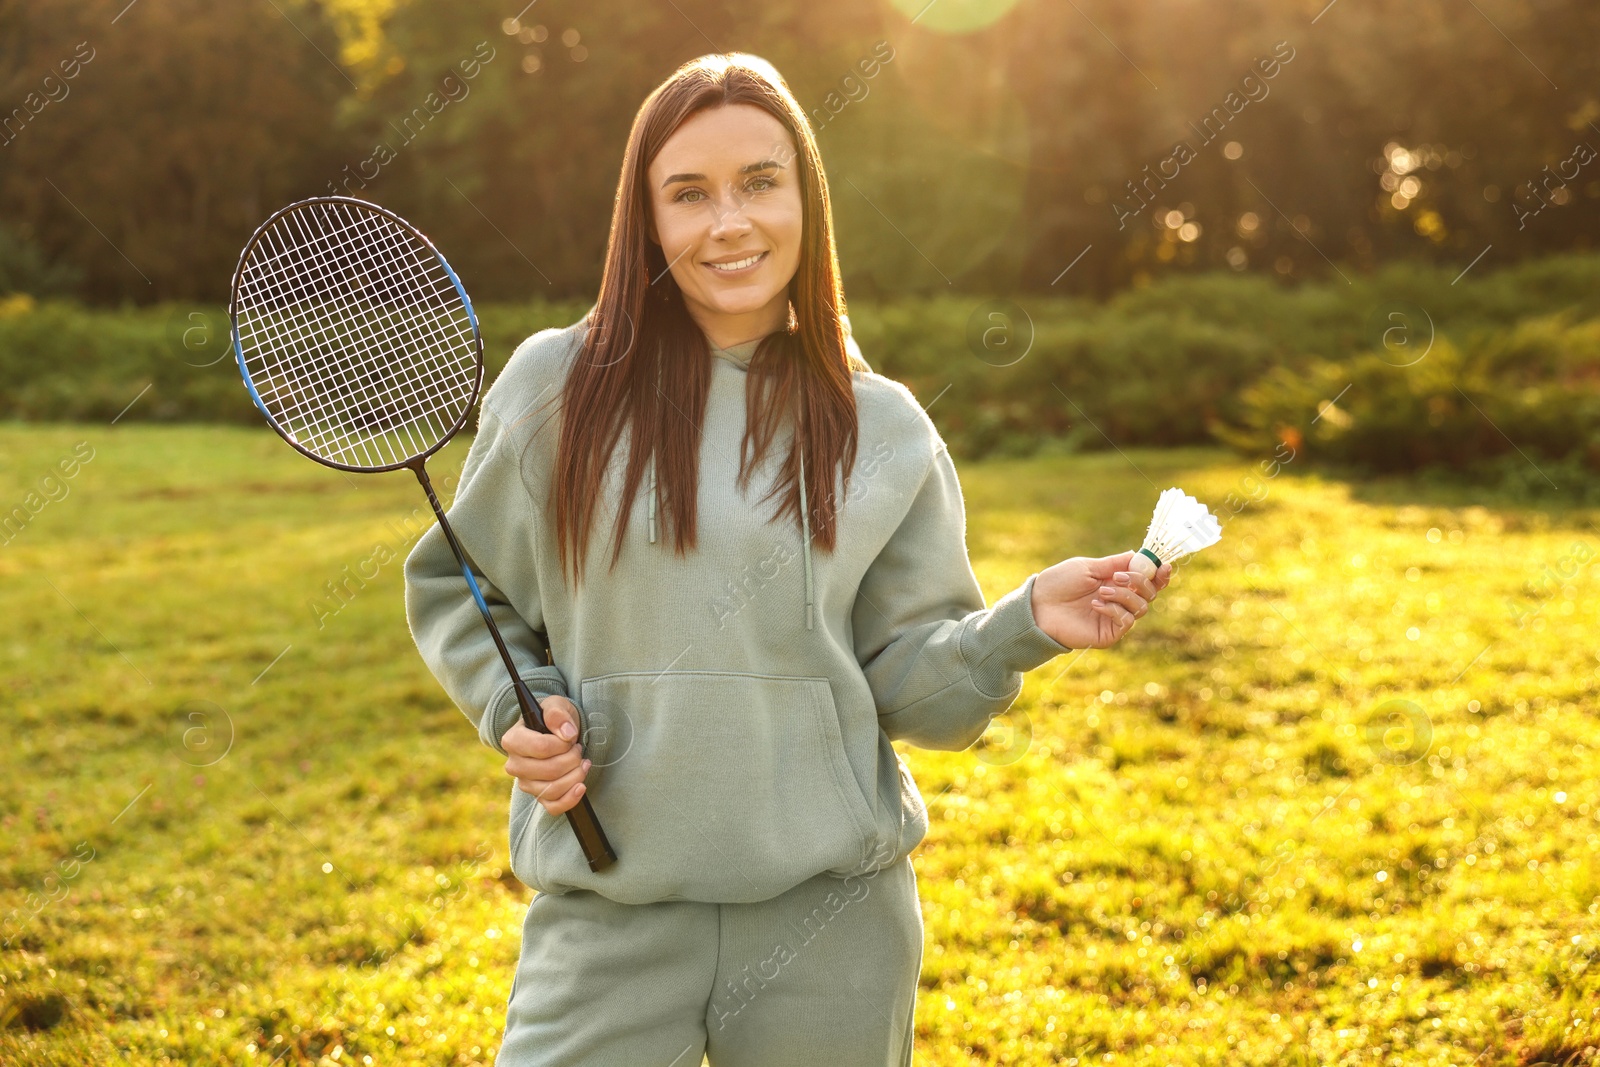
[660,159,784,189]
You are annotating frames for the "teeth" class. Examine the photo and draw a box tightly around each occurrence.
[707,252,764,271]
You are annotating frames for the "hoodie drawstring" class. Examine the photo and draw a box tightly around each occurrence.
[799,450,814,631]
[647,451,657,544]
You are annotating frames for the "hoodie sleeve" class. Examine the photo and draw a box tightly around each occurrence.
[851,443,1071,751]
[403,400,569,757]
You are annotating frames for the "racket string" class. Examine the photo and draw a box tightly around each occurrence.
[240,210,418,465]
[259,204,467,463]
[339,204,479,452]
[281,206,443,463]
[234,199,479,469]
[244,215,388,459]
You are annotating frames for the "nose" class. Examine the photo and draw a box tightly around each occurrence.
[707,183,754,238]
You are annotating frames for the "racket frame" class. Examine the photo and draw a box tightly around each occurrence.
[227,194,483,474]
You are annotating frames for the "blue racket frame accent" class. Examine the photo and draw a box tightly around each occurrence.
[436,249,481,351]
[460,558,494,615]
[231,317,272,422]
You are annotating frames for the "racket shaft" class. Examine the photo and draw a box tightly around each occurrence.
[412,462,618,873]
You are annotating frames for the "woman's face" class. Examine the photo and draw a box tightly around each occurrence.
[646,103,803,345]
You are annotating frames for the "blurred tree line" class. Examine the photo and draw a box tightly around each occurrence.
[1,0,1597,306]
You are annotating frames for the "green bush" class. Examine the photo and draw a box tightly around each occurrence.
[1212,315,1600,497]
[0,299,255,423]
[851,297,1277,459]
[0,297,593,424]
[1,255,1597,489]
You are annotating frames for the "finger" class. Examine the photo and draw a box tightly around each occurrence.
[502,720,577,760]
[1092,551,1135,580]
[1112,599,1139,630]
[1097,582,1150,618]
[540,696,584,741]
[503,695,585,756]
[1091,596,1138,630]
[1113,568,1158,601]
[545,778,589,816]
[1155,562,1173,590]
[506,742,584,781]
[519,757,590,805]
[541,768,592,816]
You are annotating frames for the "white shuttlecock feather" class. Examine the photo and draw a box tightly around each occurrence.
[1129,487,1222,578]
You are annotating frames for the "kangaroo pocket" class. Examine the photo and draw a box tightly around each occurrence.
[517,670,880,905]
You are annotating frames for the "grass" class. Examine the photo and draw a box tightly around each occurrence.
[1,423,1598,1065]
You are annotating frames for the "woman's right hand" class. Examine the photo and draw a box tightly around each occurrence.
[501,696,591,816]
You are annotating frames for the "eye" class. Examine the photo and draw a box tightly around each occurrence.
[671,175,777,203]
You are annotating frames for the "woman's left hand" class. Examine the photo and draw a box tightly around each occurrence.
[1030,551,1173,650]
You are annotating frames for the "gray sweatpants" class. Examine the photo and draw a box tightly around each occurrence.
[496,854,925,1066]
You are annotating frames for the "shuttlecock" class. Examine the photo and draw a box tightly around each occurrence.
[1127,487,1222,580]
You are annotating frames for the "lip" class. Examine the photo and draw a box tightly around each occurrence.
[702,250,768,276]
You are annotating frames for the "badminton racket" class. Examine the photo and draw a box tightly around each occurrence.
[227,194,616,873]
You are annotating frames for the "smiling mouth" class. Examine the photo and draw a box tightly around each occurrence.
[703,250,768,274]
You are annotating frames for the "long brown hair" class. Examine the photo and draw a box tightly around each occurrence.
[548,53,859,588]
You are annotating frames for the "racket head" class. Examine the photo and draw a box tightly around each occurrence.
[228,196,484,473]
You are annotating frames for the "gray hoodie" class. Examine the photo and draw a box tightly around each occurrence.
[402,316,1072,906]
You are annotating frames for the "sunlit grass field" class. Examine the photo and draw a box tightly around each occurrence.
[2,423,1598,1066]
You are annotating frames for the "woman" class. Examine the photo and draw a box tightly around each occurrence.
[404,52,1170,1067]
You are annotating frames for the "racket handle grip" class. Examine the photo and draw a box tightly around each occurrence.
[512,676,619,874]
[565,794,617,873]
